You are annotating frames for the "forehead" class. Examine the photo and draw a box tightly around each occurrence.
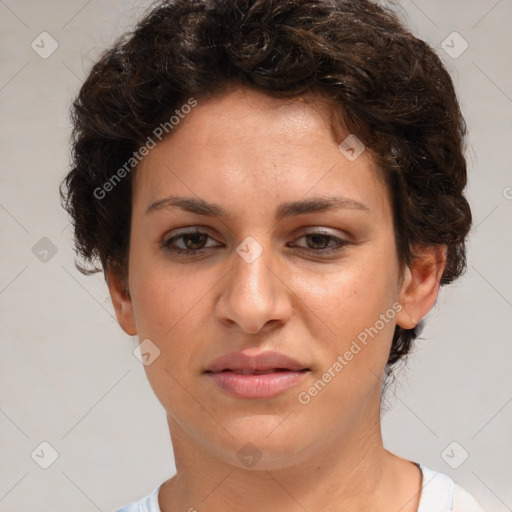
[133,86,391,220]
[171,87,346,149]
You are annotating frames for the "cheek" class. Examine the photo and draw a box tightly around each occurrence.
[128,253,219,382]
[129,233,196,326]
[290,244,400,388]
[128,264,209,406]
[294,266,398,418]
[295,257,398,337]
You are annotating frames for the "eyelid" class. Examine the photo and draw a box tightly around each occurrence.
[293,227,344,237]
[292,226,350,242]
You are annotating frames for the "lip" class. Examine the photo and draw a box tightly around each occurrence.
[204,350,310,399]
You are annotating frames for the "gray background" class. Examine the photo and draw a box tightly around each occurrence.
[0,0,511,510]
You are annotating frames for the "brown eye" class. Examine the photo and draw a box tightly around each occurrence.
[304,233,335,249]
[292,232,349,254]
[179,233,209,250]
[162,229,220,254]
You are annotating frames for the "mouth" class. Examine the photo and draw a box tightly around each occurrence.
[204,351,310,399]
[208,368,309,375]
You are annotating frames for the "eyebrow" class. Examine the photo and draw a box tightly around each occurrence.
[146,195,369,219]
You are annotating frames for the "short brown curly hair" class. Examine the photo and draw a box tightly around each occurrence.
[60,0,472,371]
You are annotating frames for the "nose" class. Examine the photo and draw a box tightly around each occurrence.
[215,238,294,334]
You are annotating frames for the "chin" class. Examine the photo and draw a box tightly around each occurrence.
[212,417,316,470]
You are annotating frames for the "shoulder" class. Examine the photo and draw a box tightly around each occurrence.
[417,464,485,512]
[114,483,163,512]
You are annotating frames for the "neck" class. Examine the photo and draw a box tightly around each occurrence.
[158,410,421,512]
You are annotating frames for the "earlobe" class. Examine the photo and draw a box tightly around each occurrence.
[395,245,447,330]
[105,266,137,336]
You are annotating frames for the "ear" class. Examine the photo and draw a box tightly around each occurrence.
[105,266,137,336]
[396,245,447,330]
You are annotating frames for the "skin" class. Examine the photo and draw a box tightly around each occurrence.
[107,85,447,512]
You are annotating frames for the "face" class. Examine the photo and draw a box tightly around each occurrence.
[108,86,442,470]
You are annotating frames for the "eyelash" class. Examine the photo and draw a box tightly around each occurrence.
[160,228,350,256]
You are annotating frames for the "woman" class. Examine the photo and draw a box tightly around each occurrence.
[61,0,484,510]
